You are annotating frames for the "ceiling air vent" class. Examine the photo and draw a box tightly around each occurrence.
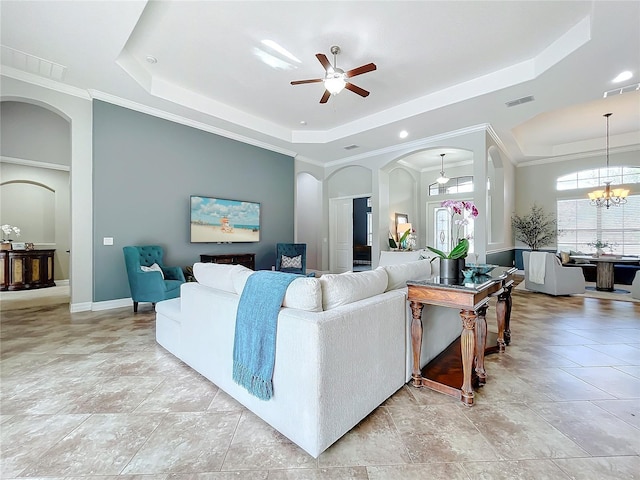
[603,83,640,98]
[343,144,359,150]
[505,95,535,108]
[1,45,67,81]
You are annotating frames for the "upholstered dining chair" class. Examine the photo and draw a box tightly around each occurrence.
[123,245,186,312]
[275,243,313,276]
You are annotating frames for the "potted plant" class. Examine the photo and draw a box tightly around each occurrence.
[511,204,558,251]
[1,224,20,250]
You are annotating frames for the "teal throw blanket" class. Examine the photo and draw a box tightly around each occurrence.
[232,270,299,400]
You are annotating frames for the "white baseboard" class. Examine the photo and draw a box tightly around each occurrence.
[91,298,131,311]
[70,302,92,313]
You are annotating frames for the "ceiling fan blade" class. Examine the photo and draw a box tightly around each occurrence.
[316,53,332,72]
[345,82,370,97]
[291,78,323,85]
[346,62,377,78]
[319,90,331,103]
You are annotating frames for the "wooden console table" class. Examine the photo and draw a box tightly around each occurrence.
[200,252,255,270]
[407,266,516,406]
[0,249,56,291]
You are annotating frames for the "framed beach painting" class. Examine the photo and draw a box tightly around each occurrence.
[190,195,260,243]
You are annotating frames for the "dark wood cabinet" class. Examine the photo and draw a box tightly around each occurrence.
[200,252,255,270]
[0,249,56,291]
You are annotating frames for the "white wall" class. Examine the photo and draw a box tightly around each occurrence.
[514,149,639,249]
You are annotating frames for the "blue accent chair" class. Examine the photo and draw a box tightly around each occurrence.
[275,243,314,276]
[123,245,186,312]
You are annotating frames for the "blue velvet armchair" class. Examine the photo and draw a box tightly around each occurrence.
[123,245,186,312]
[275,243,313,276]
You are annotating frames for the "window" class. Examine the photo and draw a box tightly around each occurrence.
[557,166,640,191]
[429,176,473,195]
[557,196,640,255]
[556,166,639,255]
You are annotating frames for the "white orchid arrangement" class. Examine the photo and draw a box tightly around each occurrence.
[1,224,21,242]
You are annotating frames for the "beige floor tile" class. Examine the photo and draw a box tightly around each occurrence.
[18,413,163,476]
[552,455,640,480]
[367,463,471,480]
[561,366,640,399]
[527,401,640,456]
[123,412,241,474]
[461,459,572,479]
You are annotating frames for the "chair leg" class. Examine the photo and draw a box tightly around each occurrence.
[133,301,138,313]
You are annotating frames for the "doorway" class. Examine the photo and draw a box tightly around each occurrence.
[329,195,372,273]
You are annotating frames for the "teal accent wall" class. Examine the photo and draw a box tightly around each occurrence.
[487,250,515,268]
[93,100,294,302]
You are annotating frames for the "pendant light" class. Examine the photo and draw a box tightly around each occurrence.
[587,113,629,209]
[436,153,450,184]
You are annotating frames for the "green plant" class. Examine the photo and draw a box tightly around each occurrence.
[511,203,558,251]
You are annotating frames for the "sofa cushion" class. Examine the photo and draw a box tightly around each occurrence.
[383,259,431,291]
[283,277,322,312]
[193,262,244,293]
[320,268,388,310]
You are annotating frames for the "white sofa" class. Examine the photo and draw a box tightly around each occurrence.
[155,257,460,458]
[523,251,586,296]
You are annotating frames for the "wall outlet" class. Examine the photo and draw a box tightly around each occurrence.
[103,237,114,246]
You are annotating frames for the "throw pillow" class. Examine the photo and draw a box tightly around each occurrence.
[283,277,322,312]
[320,268,388,310]
[140,263,164,279]
[281,254,302,269]
[570,250,591,264]
[383,259,431,291]
[560,251,571,264]
[193,262,238,293]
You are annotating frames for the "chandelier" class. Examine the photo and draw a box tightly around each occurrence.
[588,113,629,209]
[436,153,449,184]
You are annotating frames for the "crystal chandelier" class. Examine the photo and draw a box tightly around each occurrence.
[588,113,629,209]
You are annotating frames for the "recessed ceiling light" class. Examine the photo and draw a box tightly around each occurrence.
[399,130,409,139]
[145,55,157,64]
[300,120,307,125]
[613,71,633,83]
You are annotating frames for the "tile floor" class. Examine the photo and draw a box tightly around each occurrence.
[1,286,639,479]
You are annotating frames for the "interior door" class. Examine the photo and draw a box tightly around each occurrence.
[329,197,353,273]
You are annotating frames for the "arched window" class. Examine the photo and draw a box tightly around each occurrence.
[556,166,640,255]
[428,176,474,195]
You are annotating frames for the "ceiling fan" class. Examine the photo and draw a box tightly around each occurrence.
[291,45,377,104]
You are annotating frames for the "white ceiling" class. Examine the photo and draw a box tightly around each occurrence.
[1,1,639,171]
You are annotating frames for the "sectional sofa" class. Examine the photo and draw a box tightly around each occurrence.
[155,256,460,457]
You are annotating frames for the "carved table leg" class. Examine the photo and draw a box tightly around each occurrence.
[474,304,488,385]
[460,309,477,406]
[409,301,425,387]
[495,290,507,352]
[503,284,513,346]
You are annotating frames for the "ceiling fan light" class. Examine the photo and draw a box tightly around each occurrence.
[324,75,346,95]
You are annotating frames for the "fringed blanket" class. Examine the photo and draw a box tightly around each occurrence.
[232,270,299,400]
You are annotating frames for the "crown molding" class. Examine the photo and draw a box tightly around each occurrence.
[89,90,297,159]
[1,155,70,172]
[515,144,640,167]
[1,66,91,100]
[324,123,490,169]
